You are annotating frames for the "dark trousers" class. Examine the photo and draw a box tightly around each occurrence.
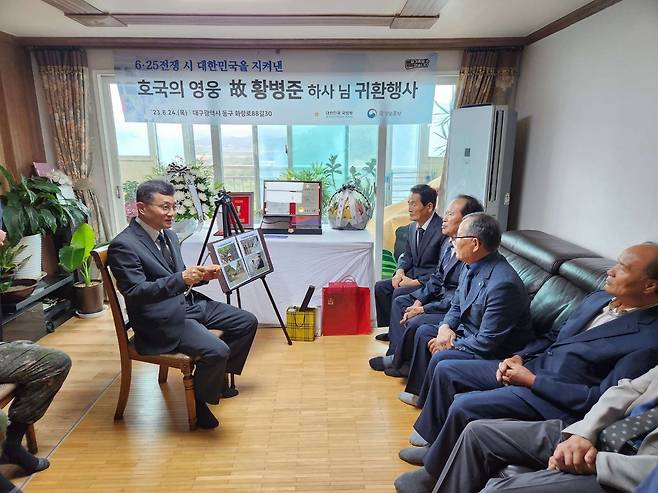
[404,324,457,395]
[412,346,482,402]
[386,294,445,368]
[432,419,613,493]
[374,279,417,327]
[0,341,71,424]
[178,299,257,404]
[413,359,545,477]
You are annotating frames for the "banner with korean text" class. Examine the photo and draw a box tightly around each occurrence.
[113,50,438,125]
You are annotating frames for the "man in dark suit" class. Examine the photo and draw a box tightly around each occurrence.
[397,212,533,406]
[426,363,658,493]
[108,180,258,429]
[374,184,446,337]
[394,242,658,493]
[369,195,483,374]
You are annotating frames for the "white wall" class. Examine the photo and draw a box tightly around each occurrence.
[513,0,658,259]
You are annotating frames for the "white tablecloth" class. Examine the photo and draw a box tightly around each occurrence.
[180,227,375,326]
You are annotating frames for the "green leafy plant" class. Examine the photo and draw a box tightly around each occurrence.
[58,223,96,287]
[349,158,376,206]
[0,166,88,245]
[322,154,343,190]
[0,243,30,282]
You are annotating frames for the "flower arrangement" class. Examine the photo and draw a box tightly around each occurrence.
[166,162,215,222]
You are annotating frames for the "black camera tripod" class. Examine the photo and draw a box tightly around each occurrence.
[196,190,292,345]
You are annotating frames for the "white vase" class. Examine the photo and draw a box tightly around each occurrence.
[15,234,42,279]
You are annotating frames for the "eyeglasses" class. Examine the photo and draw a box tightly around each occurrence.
[453,235,478,241]
[149,203,177,212]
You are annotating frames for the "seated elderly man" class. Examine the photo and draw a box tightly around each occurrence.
[0,229,72,493]
[394,242,658,493]
[369,195,483,376]
[397,212,534,407]
[108,180,258,429]
[428,364,658,493]
[374,185,446,339]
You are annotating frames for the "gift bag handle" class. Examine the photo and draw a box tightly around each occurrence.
[291,310,309,327]
[335,274,357,284]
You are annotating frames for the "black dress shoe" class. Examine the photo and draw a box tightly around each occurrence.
[221,387,239,398]
[368,356,386,371]
[375,333,390,342]
[385,365,409,378]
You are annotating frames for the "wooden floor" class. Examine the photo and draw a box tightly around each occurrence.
[11,313,420,492]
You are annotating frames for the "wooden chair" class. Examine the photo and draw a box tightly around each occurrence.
[92,246,223,431]
[0,383,38,453]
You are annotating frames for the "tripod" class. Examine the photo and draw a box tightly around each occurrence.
[196,190,293,346]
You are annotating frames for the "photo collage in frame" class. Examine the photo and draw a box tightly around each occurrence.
[207,229,273,293]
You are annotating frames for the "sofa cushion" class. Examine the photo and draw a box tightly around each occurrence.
[530,277,588,336]
[501,230,600,274]
[500,246,552,298]
[559,257,616,294]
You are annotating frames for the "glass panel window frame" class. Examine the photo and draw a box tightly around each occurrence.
[94,71,458,281]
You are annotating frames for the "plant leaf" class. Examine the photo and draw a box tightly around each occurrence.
[70,223,95,260]
[59,245,85,273]
[40,209,57,233]
[0,166,17,189]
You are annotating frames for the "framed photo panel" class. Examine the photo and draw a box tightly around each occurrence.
[230,192,254,229]
[207,228,273,293]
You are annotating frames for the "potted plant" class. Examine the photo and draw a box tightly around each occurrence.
[0,243,30,283]
[58,223,104,316]
[0,165,87,278]
[0,243,38,302]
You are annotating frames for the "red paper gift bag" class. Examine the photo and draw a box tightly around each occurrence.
[322,276,371,336]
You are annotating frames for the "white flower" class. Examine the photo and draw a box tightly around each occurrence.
[183,199,193,207]
[198,192,207,201]
[174,191,185,201]
[197,183,206,191]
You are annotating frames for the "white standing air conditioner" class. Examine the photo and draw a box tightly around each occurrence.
[445,105,517,230]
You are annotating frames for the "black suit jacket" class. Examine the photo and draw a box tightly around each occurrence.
[396,213,446,283]
[409,239,463,314]
[108,219,194,355]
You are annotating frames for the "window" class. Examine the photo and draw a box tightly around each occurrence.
[257,125,288,199]
[384,78,458,206]
[220,125,255,194]
[155,124,185,167]
[109,84,150,157]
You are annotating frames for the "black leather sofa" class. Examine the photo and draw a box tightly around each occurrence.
[499,230,615,340]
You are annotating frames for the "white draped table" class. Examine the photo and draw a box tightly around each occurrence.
[180,227,375,327]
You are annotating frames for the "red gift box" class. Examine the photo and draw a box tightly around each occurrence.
[321,276,371,336]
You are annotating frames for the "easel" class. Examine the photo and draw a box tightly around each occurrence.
[196,190,293,346]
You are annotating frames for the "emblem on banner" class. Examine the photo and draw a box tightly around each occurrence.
[405,58,431,69]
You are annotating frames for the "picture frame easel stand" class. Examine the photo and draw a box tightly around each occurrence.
[196,190,293,346]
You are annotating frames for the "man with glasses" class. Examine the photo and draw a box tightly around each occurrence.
[396,212,533,408]
[369,195,483,376]
[108,180,258,429]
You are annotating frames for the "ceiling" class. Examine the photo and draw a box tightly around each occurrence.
[0,0,600,41]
